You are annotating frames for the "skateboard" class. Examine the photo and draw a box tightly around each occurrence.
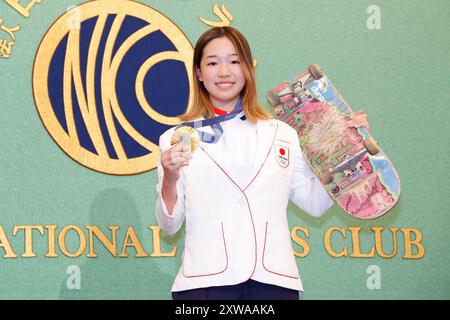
[266,64,400,219]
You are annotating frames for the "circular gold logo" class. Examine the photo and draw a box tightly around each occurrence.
[33,0,193,175]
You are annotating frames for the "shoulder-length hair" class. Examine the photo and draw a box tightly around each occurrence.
[179,26,272,123]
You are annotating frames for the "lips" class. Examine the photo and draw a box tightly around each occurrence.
[215,81,235,88]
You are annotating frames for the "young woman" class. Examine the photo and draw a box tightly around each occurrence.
[155,26,369,300]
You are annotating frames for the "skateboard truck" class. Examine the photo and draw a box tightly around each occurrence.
[320,135,381,185]
[268,67,319,110]
[331,148,367,175]
[275,82,314,110]
[320,148,367,185]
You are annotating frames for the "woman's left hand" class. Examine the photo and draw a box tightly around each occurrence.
[347,110,371,133]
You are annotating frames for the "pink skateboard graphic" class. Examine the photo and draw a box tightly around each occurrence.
[266,64,400,219]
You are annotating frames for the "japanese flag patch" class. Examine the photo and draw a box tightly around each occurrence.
[275,144,290,168]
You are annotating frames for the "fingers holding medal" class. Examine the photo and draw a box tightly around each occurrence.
[161,144,192,173]
[161,126,198,172]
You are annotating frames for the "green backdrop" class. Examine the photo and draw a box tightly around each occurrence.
[0,0,449,299]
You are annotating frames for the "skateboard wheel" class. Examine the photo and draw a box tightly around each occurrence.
[363,136,381,155]
[318,168,333,185]
[273,105,285,116]
[308,64,324,80]
[266,91,281,107]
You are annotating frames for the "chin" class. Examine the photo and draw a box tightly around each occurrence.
[215,95,240,104]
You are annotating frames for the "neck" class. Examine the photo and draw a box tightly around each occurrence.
[210,97,240,113]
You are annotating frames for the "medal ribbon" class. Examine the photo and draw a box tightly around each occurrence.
[175,97,243,143]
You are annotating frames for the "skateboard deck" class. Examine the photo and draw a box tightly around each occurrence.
[266,64,400,219]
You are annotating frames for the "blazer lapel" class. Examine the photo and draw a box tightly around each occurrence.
[197,118,278,191]
[242,119,278,191]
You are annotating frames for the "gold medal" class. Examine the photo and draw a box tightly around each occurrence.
[170,126,200,152]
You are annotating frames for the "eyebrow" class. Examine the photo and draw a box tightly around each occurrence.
[204,54,239,59]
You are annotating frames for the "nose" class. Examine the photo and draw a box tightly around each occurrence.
[218,61,231,77]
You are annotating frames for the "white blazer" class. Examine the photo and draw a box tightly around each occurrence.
[155,115,333,293]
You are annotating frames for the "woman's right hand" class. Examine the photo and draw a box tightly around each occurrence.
[160,144,192,215]
[161,144,192,184]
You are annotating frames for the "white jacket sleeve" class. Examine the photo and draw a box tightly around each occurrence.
[155,131,186,235]
[289,139,334,218]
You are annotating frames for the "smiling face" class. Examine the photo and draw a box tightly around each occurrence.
[196,36,246,112]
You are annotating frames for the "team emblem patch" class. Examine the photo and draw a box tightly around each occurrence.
[275,144,289,168]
